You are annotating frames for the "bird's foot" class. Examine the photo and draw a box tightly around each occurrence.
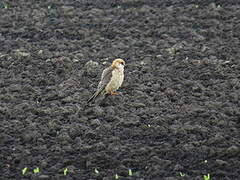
[110,91,119,95]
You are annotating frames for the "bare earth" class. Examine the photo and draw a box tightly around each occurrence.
[0,0,240,179]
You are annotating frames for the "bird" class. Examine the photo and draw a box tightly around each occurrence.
[87,58,125,103]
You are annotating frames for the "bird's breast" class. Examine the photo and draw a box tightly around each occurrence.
[106,68,124,92]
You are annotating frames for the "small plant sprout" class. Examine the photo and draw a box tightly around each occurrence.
[115,174,119,179]
[128,169,133,176]
[4,5,8,9]
[48,5,52,9]
[33,167,40,173]
[203,173,211,180]
[64,168,68,176]
[94,168,99,174]
[179,172,186,177]
[22,167,28,175]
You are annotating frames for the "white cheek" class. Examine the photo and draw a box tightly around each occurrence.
[118,64,124,70]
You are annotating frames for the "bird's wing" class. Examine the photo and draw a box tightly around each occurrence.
[87,66,114,103]
[97,66,113,92]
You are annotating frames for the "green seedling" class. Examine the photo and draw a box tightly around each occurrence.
[203,173,210,180]
[22,167,28,175]
[179,172,186,177]
[95,168,99,174]
[115,174,119,179]
[128,169,133,176]
[48,5,52,9]
[33,167,40,173]
[64,168,68,176]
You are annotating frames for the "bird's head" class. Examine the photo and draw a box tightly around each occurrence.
[111,58,125,69]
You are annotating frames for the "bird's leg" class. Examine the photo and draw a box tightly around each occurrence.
[110,91,119,95]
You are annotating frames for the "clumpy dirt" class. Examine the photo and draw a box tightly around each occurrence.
[0,0,240,179]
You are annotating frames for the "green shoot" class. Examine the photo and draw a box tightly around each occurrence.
[203,173,210,180]
[64,168,68,176]
[95,168,99,174]
[128,169,133,176]
[115,174,119,179]
[33,167,40,173]
[179,172,186,177]
[22,167,28,175]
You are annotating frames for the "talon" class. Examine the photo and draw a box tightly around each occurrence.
[110,91,119,95]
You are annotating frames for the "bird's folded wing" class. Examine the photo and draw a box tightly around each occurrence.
[97,66,113,92]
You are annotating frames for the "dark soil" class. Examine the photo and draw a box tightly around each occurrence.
[0,0,240,179]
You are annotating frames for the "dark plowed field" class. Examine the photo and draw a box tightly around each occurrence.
[0,0,240,179]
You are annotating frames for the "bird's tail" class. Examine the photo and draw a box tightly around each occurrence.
[87,91,102,103]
